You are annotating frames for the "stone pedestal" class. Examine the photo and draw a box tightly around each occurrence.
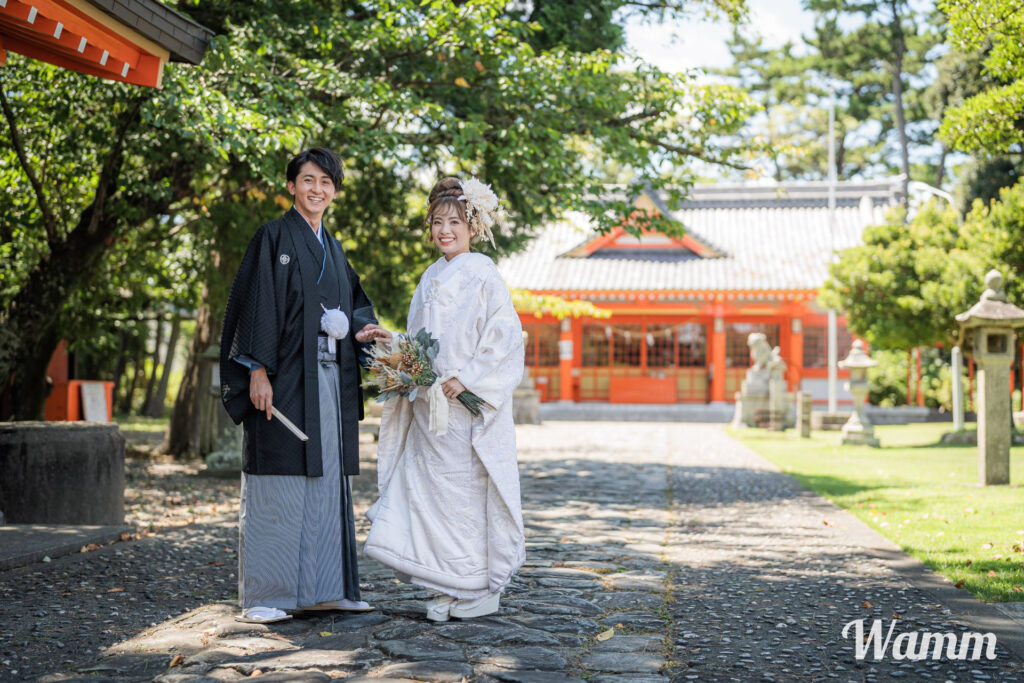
[951,346,965,432]
[513,370,542,425]
[513,330,541,425]
[811,411,851,431]
[0,422,125,524]
[841,411,880,447]
[796,392,812,438]
[976,362,1010,485]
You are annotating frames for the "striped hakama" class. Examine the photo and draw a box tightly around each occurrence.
[238,336,360,609]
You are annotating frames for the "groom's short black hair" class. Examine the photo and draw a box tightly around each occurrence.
[286,147,344,189]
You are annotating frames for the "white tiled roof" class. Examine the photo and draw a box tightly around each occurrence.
[497,179,902,292]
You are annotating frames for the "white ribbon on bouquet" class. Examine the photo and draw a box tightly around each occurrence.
[428,371,458,436]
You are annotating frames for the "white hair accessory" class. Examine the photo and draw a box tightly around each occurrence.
[458,177,500,248]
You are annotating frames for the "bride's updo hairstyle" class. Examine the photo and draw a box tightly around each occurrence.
[426,175,500,247]
[426,177,471,232]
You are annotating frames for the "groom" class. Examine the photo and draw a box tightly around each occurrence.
[220,147,388,623]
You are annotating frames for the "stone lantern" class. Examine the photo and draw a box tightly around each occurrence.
[955,270,1024,485]
[838,340,879,447]
[199,343,242,477]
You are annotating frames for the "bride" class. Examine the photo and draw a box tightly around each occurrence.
[364,177,526,622]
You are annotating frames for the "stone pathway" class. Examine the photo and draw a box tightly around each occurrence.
[10,423,1024,682]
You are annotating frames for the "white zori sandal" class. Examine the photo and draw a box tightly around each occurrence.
[236,606,293,624]
[425,595,457,623]
[449,591,501,619]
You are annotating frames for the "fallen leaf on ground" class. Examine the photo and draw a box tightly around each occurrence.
[955,579,966,588]
[988,570,998,577]
[169,654,184,667]
[822,519,835,527]
[80,544,100,553]
[596,628,615,641]
[107,587,124,593]
[319,631,333,637]
[861,601,872,609]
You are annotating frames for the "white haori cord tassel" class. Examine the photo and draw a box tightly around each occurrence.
[320,304,350,354]
[428,371,459,436]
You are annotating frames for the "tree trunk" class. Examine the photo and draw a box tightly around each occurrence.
[111,330,129,404]
[141,316,164,414]
[145,314,181,418]
[935,142,948,189]
[835,130,846,180]
[890,0,910,203]
[163,301,219,458]
[121,339,145,415]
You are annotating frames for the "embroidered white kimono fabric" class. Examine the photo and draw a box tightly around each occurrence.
[365,252,526,598]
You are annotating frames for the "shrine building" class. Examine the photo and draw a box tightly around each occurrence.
[498,178,905,406]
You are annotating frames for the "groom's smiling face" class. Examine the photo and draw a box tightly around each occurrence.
[288,161,337,224]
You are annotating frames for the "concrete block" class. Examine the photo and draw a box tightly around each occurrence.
[0,422,125,524]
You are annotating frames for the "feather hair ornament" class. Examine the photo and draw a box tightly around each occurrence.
[458,177,501,248]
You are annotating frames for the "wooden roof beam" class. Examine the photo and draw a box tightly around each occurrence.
[4,0,149,68]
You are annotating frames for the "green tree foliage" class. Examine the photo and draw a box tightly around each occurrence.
[938,0,1024,155]
[867,347,958,410]
[0,0,757,420]
[715,0,942,184]
[821,181,1024,350]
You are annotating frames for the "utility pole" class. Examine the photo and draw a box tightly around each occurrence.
[828,87,838,414]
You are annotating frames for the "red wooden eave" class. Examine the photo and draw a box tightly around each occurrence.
[0,0,167,87]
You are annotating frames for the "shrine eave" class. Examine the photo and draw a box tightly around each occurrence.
[517,288,818,303]
[0,0,212,88]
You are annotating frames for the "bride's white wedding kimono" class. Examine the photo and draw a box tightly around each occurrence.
[364,252,526,598]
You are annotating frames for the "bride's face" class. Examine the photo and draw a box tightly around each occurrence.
[431,205,475,260]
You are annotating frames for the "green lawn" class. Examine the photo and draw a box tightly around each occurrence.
[114,414,170,433]
[734,422,1024,603]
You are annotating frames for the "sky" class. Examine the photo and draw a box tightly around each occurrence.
[624,0,815,74]
[621,0,951,184]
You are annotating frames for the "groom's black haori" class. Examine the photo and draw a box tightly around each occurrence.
[220,206,376,475]
[221,146,376,477]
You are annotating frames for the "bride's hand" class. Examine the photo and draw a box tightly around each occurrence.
[355,324,392,343]
[442,378,467,400]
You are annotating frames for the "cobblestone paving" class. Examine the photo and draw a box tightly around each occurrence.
[7,423,1024,682]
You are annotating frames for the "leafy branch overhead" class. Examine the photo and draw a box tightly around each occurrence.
[938,0,1024,154]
